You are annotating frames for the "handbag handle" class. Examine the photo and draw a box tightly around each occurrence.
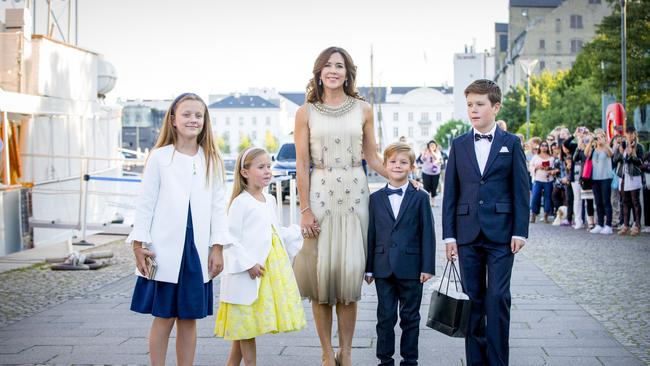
[437,260,465,295]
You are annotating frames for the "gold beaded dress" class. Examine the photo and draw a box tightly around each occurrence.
[293,97,369,305]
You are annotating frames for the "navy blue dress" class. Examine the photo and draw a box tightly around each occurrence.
[131,207,213,319]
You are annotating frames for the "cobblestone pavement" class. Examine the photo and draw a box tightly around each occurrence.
[0,205,647,365]
[0,241,134,328]
[523,221,650,364]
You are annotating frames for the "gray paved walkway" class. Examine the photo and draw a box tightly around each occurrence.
[0,205,647,365]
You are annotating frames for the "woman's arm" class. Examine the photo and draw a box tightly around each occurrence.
[294,105,320,238]
[361,102,387,179]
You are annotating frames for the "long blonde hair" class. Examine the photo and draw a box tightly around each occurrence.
[153,93,224,184]
[228,147,268,211]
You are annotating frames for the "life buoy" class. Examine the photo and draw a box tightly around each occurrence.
[606,103,626,141]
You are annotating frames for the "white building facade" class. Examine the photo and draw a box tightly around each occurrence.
[373,87,454,151]
[208,95,283,155]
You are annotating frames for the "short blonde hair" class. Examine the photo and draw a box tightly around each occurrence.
[383,142,416,166]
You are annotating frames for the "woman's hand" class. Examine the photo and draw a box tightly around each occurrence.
[248,263,265,279]
[300,209,320,239]
[208,245,224,278]
[133,242,156,278]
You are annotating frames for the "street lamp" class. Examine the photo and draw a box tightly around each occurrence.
[620,0,627,111]
[520,59,538,141]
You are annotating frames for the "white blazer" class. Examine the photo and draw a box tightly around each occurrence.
[126,145,230,284]
[219,191,302,305]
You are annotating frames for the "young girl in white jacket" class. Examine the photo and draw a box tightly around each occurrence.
[126,93,229,366]
[215,147,306,366]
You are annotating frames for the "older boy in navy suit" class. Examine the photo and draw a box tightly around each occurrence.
[443,79,529,366]
[365,142,436,366]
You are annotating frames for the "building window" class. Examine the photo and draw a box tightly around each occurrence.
[238,117,244,126]
[408,112,413,122]
[225,117,231,126]
[571,39,583,53]
[499,34,508,52]
[393,127,399,138]
[251,131,257,141]
[588,0,601,3]
[539,60,546,70]
[555,18,561,33]
[556,61,562,69]
[570,15,583,29]
[556,41,562,52]
[436,112,442,121]
[421,126,429,137]
[252,117,257,126]
[265,116,271,125]
[408,127,414,138]
[421,112,429,121]
[539,39,545,50]
[393,112,399,121]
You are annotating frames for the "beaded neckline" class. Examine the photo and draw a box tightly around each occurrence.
[312,96,356,117]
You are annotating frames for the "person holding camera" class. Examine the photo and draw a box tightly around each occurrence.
[613,126,645,236]
[585,129,614,234]
[529,141,556,223]
[573,128,596,229]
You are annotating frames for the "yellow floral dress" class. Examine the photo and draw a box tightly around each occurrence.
[215,227,306,340]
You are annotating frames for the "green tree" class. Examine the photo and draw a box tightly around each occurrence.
[434,119,471,148]
[215,133,230,154]
[534,78,601,134]
[571,0,650,109]
[238,134,251,152]
[264,130,279,153]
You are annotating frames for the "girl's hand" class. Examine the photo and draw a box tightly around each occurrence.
[248,263,265,279]
[208,245,224,278]
[300,209,320,239]
[133,244,156,278]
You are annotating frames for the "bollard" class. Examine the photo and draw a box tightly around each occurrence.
[74,159,93,246]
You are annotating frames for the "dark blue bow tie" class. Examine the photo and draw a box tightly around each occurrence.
[386,188,403,196]
[475,133,493,142]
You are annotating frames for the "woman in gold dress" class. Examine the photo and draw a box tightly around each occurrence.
[293,46,388,366]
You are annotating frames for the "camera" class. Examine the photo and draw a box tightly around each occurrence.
[621,140,627,149]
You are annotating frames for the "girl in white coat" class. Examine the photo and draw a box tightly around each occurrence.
[127,93,229,366]
[215,147,306,366]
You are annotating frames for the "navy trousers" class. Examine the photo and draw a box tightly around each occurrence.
[458,235,514,366]
[375,275,423,366]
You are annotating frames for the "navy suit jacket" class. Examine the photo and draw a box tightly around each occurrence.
[366,183,436,279]
[442,127,529,245]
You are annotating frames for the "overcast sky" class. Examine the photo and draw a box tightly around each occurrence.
[2,0,509,101]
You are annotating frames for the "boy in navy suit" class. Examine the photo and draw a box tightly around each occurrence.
[365,142,436,366]
[443,79,529,366]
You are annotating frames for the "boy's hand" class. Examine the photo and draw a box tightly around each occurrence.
[208,245,224,278]
[445,242,458,261]
[364,274,374,284]
[420,273,433,283]
[248,263,265,279]
[511,238,525,254]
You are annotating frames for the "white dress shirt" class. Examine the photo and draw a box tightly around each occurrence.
[444,123,526,245]
[474,124,497,175]
[387,181,409,218]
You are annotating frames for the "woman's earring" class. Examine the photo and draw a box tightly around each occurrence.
[318,79,322,86]
[345,80,348,87]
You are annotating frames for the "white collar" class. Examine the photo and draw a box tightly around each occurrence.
[473,123,497,137]
[388,181,409,192]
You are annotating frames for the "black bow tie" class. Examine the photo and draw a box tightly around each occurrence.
[475,133,493,142]
[386,188,403,196]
